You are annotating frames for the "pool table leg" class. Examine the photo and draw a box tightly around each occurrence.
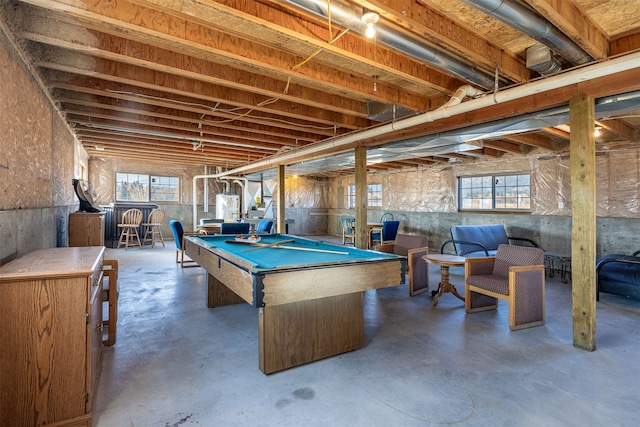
[207,274,245,307]
[258,292,364,374]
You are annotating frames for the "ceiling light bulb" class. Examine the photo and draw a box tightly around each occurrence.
[361,12,379,39]
[365,23,376,38]
[594,127,601,137]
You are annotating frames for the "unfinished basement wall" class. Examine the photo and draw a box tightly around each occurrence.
[0,28,76,265]
[89,158,235,236]
[310,144,640,257]
[282,175,330,235]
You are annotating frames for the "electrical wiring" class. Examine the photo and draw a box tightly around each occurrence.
[106,2,346,133]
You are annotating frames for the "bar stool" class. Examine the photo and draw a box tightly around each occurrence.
[142,208,166,248]
[117,208,143,250]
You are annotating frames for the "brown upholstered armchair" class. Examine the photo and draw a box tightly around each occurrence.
[465,244,545,330]
[375,234,429,296]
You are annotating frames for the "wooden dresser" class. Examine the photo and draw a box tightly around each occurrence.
[68,212,105,247]
[0,247,105,427]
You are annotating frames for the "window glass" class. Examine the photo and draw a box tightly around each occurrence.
[150,176,180,201]
[348,184,356,209]
[347,183,383,208]
[116,173,149,202]
[116,173,179,202]
[368,184,382,207]
[459,173,531,211]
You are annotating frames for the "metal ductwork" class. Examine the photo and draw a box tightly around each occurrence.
[462,0,593,67]
[526,43,561,75]
[281,0,501,91]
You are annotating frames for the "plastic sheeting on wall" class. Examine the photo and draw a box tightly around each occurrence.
[285,176,330,209]
[89,158,229,207]
[319,142,640,219]
[88,141,640,219]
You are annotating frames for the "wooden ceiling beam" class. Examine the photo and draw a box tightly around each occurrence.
[58,97,320,144]
[502,132,555,150]
[352,0,530,83]
[33,47,365,128]
[50,83,341,138]
[128,0,464,96]
[80,138,254,162]
[20,28,377,118]
[18,0,458,108]
[76,130,273,159]
[63,105,312,147]
[35,54,366,129]
[542,126,571,140]
[610,30,640,55]
[84,148,235,167]
[524,0,609,60]
[597,118,639,142]
[68,117,283,152]
[483,139,529,155]
[356,67,640,148]
[476,147,501,158]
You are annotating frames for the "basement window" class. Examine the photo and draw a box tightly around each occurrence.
[116,173,180,202]
[348,184,383,209]
[459,174,531,211]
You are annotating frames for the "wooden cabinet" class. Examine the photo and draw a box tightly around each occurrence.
[69,212,105,247]
[0,247,105,427]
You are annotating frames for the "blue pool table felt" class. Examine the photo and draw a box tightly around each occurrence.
[189,234,400,271]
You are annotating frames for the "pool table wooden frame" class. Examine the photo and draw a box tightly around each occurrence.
[184,234,406,374]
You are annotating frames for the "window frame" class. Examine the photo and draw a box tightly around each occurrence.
[115,172,181,203]
[347,183,383,209]
[458,173,531,212]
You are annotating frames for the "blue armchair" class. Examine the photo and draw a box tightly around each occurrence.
[169,220,200,268]
[369,220,400,248]
[219,222,251,235]
[255,219,274,234]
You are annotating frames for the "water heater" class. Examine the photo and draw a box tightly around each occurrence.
[216,194,240,222]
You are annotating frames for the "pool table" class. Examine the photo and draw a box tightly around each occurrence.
[184,234,406,374]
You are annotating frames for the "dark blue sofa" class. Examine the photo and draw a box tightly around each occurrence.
[440,224,538,258]
[596,252,640,300]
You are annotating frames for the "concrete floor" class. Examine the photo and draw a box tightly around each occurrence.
[94,237,640,427]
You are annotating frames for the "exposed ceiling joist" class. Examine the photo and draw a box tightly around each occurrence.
[1,0,639,177]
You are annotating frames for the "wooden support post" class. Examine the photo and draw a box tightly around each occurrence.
[354,146,368,249]
[570,96,597,351]
[276,165,285,234]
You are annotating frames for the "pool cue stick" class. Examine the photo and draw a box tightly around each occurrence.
[225,239,289,246]
[268,245,349,255]
[241,239,296,252]
[227,239,348,255]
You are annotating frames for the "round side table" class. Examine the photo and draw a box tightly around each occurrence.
[423,254,466,306]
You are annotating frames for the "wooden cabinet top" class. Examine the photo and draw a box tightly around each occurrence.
[0,247,105,281]
[69,212,105,216]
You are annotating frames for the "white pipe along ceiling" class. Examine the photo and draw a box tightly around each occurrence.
[217,50,640,180]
